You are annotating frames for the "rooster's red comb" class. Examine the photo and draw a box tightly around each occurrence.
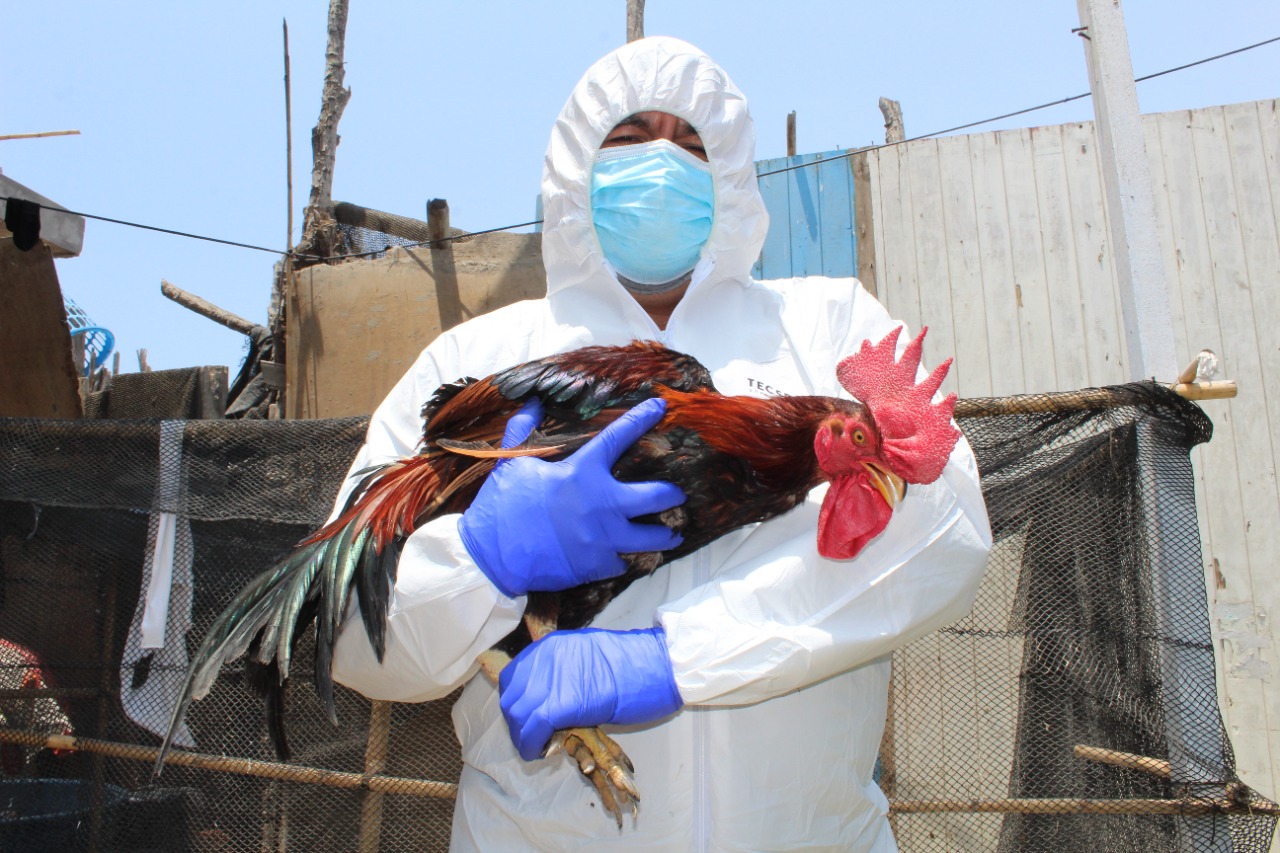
[836,326,960,484]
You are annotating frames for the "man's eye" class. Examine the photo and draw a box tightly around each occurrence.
[604,133,644,146]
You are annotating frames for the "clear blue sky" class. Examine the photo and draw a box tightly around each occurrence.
[5,1,1278,376]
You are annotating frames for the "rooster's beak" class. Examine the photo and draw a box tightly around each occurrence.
[862,462,907,508]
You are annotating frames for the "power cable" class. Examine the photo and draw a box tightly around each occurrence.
[757,33,1280,178]
[0,198,322,260]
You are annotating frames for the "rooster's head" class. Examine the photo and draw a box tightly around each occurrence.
[813,327,960,560]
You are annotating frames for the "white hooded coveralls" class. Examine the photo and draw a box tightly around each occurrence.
[332,37,992,852]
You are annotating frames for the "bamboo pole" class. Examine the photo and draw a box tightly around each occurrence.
[1074,744,1171,778]
[954,380,1237,418]
[0,130,81,141]
[0,728,457,799]
[888,796,1277,816]
[0,687,102,701]
[1167,380,1236,401]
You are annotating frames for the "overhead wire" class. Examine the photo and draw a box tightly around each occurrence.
[0,199,321,260]
[757,33,1280,178]
[3,34,1276,259]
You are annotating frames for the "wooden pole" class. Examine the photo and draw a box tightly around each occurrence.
[888,796,1276,817]
[284,19,295,256]
[954,380,1237,418]
[358,701,393,853]
[88,581,117,853]
[0,130,81,142]
[427,199,451,250]
[0,728,457,799]
[1074,744,1171,778]
[161,279,258,336]
[626,0,645,42]
[786,111,797,158]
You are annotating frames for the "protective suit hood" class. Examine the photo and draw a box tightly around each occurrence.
[540,37,769,325]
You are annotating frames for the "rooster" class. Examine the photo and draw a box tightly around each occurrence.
[157,326,960,823]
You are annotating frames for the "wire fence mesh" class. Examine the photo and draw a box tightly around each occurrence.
[0,383,1272,851]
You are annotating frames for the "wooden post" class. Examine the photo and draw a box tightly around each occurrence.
[1076,0,1177,381]
[786,111,797,158]
[88,582,117,852]
[358,701,393,852]
[878,98,904,144]
[427,199,451,250]
[296,0,352,261]
[626,0,645,42]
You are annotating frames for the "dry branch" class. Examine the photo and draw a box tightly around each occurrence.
[297,0,352,261]
[161,279,258,336]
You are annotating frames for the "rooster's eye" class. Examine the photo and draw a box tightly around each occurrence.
[852,429,866,445]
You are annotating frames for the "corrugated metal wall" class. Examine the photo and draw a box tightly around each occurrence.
[863,99,1280,842]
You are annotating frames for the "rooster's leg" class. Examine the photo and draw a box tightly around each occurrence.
[476,620,641,827]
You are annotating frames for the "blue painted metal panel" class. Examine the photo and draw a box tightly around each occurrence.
[754,159,794,280]
[816,153,856,278]
[753,148,857,280]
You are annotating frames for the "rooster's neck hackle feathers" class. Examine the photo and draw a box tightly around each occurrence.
[657,387,861,489]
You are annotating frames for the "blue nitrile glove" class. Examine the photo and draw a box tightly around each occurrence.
[499,626,683,761]
[458,397,685,598]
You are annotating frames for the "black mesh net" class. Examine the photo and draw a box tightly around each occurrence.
[0,384,1272,851]
[333,223,421,260]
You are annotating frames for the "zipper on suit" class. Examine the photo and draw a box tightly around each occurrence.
[691,547,711,852]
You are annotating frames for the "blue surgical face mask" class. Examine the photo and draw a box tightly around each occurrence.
[591,138,715,288]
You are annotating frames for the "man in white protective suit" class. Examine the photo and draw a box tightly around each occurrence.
[331,36,992,852]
